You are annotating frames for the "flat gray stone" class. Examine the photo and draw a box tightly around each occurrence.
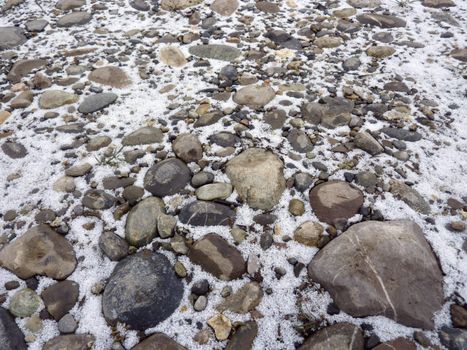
[56,12,92,27]
[2,141,27,159]
[189,44,241,61]
[78,93,117,114]
[122,127,163,146]
[0,27,27,50]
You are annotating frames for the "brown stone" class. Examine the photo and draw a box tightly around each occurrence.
[88,66,131,88]
[373,338,417,350]
[41,281,79,320]
[7,59,47,83]
[298,323,364,350]
[132,333,187,350]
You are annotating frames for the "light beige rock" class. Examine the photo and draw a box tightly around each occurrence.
[160,46,187,68]
[88,66,131,88]
[294,221,324,247]
[208,314,232,341]
[39,90,78,109]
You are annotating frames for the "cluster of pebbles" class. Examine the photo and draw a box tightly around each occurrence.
[0,0,466,349]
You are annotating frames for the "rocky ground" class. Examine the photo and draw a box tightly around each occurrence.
[0,0,466,349]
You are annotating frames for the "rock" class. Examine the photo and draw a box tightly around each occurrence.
[25,19,48,32]
[209,132,240,147]
[56,12,92,27]
[122,127,163,146]
[1,0,25,12]
[159,46,187,67]
[43,334,95,350]
[55,0,85,10]
[211,0,238,16]
[208,314,232,341]
[0,306,27,350]
[9,288,41,317]
[189,44,241,61]
[439,327,467,350]
[389,180,431,214]
[294,221,324,247]
[2,141,27,159]
[179,200,236,226]
[256,1,280,13]
[301,97,353,128]
[132,333,187,350]
[298,323,364,350]
[144,158,191,197]
[41,280,79,320]
[191,171,214,188]
[39,90,78,109]
[0,27,27,50]
[196,183,232,201]
[65,162,92,177]
[226,148,285,210]
[381,127,422,142]
[99,231,129,261]
[289,198,305,216]
[309,180,363,224]
[0,225,76,280]
[86,135,111,151]
[226,321,258,350]
[343,57,361,70]
[53,176,75,193]
[308,220,443,329]
[172,133,203,163]
[367,46,396,58]
[217,282,263,313]
[88,66,131,88]
[287,129,313,153]
[82,189,116,210]
[422,0,455,8]
[354,131,384,155]
[357,14,406,28]
[264,108,287,129]
[10,90,34,109]
[157,214,177,238]
[194,295,207,311]
[0,111,11,124]
[451,48,467,62]
[102,250,183,330]
[451,304,467,328]
[78,93,117,114]
[7,59,47,83]
[125,197,165,247]
[188,233,246,280]
[233,85,275,109]
[373,338,417,350]
[294,172,314,192]
[160,0,203,11]
[58,314,78,334]
[264,29,302,50]
[130,0,150,11]
[314,35,344,48]
[348,0,381,7]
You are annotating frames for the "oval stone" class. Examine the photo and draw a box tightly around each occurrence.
[143,158,191,197]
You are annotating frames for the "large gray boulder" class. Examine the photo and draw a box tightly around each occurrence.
[308,220,444,329]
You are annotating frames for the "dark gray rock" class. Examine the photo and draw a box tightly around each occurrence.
[82,190,116,210]
[179,200,236,226]
[226,321,258,350]
[122,127,163,146]
[143,158,191,197]
[264,29,302,50]
[99,231,129,261]
[209,132,240,147]
[78,93,117,114]
[2,141,27,159]
[298,323,364,350]
[0,307,27,350]
[439,327,467,350]
[301,97,354,129]
[130,0,150,11]
[102,250,183,330]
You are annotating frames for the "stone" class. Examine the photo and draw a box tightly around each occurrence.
[65,162,92,177]
[2,141,27,159]
[157,214,177,238]
[264,29,302,50]
[43,335,95,350]
[209,132,240,147]
[78,93,118,114]
[41,280,79,320]
[82,189,116,210]
[301,97,353,128]
[289,199,305,216]
[256,1,280,13]
[264,108,287,129]
[160,46,187,67]
[39,90,78,109]
[53,176,75,193]
[179,201,236,226]
[172,133,203,163]
[55,0,85,10]
[314,35,344,48]
[7,59,47,83]
[130,0,150,11]
[102,250,183,330]
[57,12,92,27]
[294,221,324,247]
[233,85,275,109]
[103,176,136,190]
[122,127,163,146]
[451,48,467,62]
[226,321,258,350]
[208,314,232,341]
[439,327,467,350]
[422,0,455,8]
[132,333,187,350]
[189,44,241,61]
[367,46,396,58]
[298,323,364,350]
[86,135,111,151]
[373,338,417,350]
[0,27,27,50]
[88,66,131,88]
[226,148,285,211]
[294,172,314,192]
[357,14,406,28]
[0,306,27,350]
[144,158,191,197]
[9,288,41,317]
[354,131,384,155]
[0,225,76,280]
[10,90,34,109]
[1,0,25,12]
[0,111,11,124]
[196,183,233,201]
[191,171,214,187]
[389,180,431,214]
[309,180,363,224]
[25,19,48,32]
[160,0,203,11]
[381,127,422,142]
[99,231,129,261]
[308,220,443,329]
[217,282,263,313]
[348,0,380,7]
[125,197,165,247]
[287,129,313,153]
[58,314,78,334]
[188,233,246,280]
[451,304,467,328]
[194,295,207,311]
[211,0,238,16]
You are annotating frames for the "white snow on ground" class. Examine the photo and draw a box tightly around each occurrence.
[0,0,466,349]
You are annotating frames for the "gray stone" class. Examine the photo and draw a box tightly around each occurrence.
[57,314,77,334]
[99,231,129,261]
[357,14,406,28]
[343,57,361,71]
[0,306,27,350]
[25,19,48,32]
[157,214,177,238]
[301,97,353,129]
[451,48,467,63]
[189,44,241,61]
[2,141,27,159]
[264,108,287,129]
[55,0,85,10]
[122,126,163,146]
[0,27,27,50]
[9,288,41,317]
[102,176,135,190]
[88,66,131,88]
[226,321,258,350]
[288,129,313,153]
[389,180,431,214]
[130,0,150,11]
[308,220,444,329]
[172,133,203,163]
[161,0,203,10]
[209,132,240,147]
[0,225,76,280]
[86,135,111,151]
[188,233,246,280]
[144,158,191,197]
[82,190,116,210]
[78,93,118,114]
[226,148,285,211]
[298,323,364,350]
[125,197,165,247]
[65,162,92,177]
[217,282,263,313]
[102,250,183,330]
[439,327,467,350]
[196,183,233,201]
[191,171,214,188]
[422,0,455,8]
[354,131,384,155]
[294,172,314,192]
[211,0,238,16]
[347,0,381,7]
[7,59,47,83]
[43,334,95,350]
[179,200,236,226]
[233,85,275,109]
[294,221,324,247]
[264,29,302,50]
[41,280,79,320]
[57,12,92,27]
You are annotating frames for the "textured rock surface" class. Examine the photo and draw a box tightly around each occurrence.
[132,333,187,350]
[144,158,191,197]
[0,307,27,350]
[298,323,364,350]
[179,200,236,226]
[125,197,165,247]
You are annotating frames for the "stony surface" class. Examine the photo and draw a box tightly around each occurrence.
[0,306,27,350]
[298,323,364,349]
[143,158,191,197]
